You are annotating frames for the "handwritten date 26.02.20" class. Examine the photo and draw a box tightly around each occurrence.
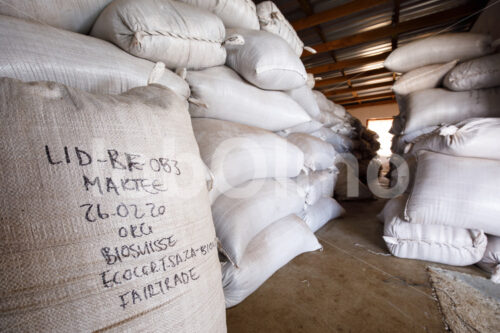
[80,202,166,223]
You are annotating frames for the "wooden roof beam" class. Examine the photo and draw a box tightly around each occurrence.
[344,99,397,109]
[303,1,485,57]
[315,68,390,87]
[292,0,390,31]
[391,0,401,50]
[307,51,390,75]
[334,92,395,104]
[325,81,393,96]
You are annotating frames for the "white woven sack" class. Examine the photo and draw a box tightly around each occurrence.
[186,66,310,131]
[191,118,304,203]
[287,133,337,171]
[294,170,337,205]
[0,15,190,99]
[313,90,335,110]
[407,118,500,160]
[402,87,500,134]
[0,78,226,332]
[392,61,457,95]
[444,53,500,91]
[384,33,494,73]
[381,196,486,266]
[276,120,324,137]
[0,0,112,34]
[176,0,259,30]
[222,214,321,307]
[285,85,321,119]
[256,1,304,56]
[405,151,500,236]
[390,115,404,136]
[91,0,226,70]
[307,73,316,89]
[477,235,500,283]
[390,125,440,154]
[212,179,306,266]
[311,128,356,153]
[225,28,307,90]
[301,197,345,233]
[330,122,355,137]
[317,109,345,127]
[312,90,347,119]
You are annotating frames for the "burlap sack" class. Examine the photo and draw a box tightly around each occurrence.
[176,0,259,30]
[91,0,227,70]
[0,78,226,332]
[0,15,190,99]
[0,0,112,34]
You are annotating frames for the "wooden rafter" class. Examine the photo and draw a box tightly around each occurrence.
[302,1,485,56]
[334,92,395,104]
[391,0,400,50]
[315,68,390,88]
[292,0,390,31]
[325,81,393,96]
[307,51,390,75]
[344,99,397,109]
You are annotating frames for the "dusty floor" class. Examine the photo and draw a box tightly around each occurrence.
[226,199,486,333]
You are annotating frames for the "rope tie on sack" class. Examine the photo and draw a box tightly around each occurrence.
[383,235,485,252]
[471,230,487,248]
[173,67,210,109]
[439,124,459,146]
[175,67,187,80]
[304,46,317,54]
[258,16,272,26]
[133,30,223,45]
[439,125,459,136]
[147,62,166,84]
[204,163,215,192]
[188,97,209,109]
[223,34,245,46]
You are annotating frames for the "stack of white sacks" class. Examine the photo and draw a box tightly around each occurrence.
[0,0,382,306]
[0,0,347,309]
[382,32,500,281]
[184,1,351,307]
[309,85,379,200]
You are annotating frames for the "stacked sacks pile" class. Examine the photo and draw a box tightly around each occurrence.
[349,120,381,185]
[0,14,189,98]
[0,0,338,310]
[380,32,500,274]
[256,1,316,56]
[311,90,378,200]
[0,0,230,330]
[387,33,499,168]
[180,1,341,307]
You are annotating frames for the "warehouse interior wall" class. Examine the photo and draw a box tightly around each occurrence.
[348,103,399,127]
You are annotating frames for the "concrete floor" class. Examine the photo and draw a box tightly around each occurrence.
[226,199,486,333]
